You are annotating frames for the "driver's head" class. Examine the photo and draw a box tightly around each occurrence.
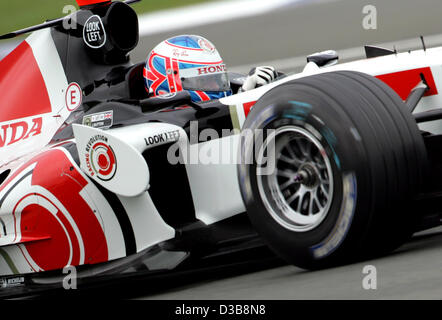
[144,35,232,102]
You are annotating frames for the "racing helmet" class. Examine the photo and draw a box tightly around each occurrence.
[143,35,232,102]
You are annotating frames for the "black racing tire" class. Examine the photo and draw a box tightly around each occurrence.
[238,70,428,269]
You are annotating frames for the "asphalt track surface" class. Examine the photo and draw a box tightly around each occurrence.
[131,0,442,300]
[139,228,442,300]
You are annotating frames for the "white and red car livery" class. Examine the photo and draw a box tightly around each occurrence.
[0,0,441,294]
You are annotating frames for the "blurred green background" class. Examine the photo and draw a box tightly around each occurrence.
[0,0,217,35]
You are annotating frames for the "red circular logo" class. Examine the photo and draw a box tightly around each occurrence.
[90,142,117,181]
[66,83,83,111]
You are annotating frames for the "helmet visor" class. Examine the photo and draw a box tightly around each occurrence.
[179,64,230,92]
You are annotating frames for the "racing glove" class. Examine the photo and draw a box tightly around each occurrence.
[241,66,277,91]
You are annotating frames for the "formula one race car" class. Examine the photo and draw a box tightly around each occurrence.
[0,0,441,296]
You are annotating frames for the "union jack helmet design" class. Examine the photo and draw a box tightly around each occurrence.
[143,35,232,102]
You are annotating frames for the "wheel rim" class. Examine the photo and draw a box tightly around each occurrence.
[257,126,334,232]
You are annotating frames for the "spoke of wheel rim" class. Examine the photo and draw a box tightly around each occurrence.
[297,139,309,159]
[308,192,315,215]
[290,139,301,158]
[313,193,324,210]
[279,154,303,168]
[286,144,304,167]
[277,169,295,179]
[280,179,293,190]
[279,154,295,164]
[320,184,329,198]
[316,162,326,170]
[286,193,298,205]
[286,143,297,160]
[296,196,302,212]
[295,186,307,212]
